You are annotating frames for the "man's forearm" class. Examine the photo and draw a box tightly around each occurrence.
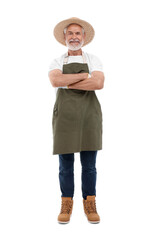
[53,73,88,87]
[68,77,100,91]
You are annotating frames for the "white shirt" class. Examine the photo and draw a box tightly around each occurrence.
[48,51,103,95]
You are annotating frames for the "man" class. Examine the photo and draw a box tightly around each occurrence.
[48,17,105,224]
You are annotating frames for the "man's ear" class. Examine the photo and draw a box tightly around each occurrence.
[83,32,86,41]
[63,33,66,41]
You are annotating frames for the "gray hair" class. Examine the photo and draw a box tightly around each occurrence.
[63,24,85,35]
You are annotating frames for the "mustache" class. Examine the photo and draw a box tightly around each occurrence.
[69,39,80,43]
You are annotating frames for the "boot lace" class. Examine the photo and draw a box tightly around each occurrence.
[60,200,72,214]
[86,200,97,214]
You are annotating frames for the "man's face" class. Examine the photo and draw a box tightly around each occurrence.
[64,24,85,51]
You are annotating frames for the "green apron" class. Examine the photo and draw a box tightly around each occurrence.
[52,52,103,155]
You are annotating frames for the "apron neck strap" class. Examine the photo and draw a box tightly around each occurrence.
[63,51,87,64]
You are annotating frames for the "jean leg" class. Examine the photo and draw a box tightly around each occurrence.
[80,151,97,199]
[59,153,74,198]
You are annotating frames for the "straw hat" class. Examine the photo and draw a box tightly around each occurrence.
[53,17,95,47]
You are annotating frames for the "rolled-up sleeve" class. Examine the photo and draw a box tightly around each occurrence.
[90,55,103,73]
[48,58,67,89]
[48,59,62,76]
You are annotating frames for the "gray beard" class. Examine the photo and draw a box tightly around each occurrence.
[65,39,84,51]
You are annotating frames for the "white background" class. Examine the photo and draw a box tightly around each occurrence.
[0,0,154,239]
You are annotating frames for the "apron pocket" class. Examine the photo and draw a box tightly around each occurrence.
[53,105,58,116]
[52,104,58,132]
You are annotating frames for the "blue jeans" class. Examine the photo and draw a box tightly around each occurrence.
[59,151,97,200]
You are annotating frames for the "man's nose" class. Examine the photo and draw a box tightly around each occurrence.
[72,33,77,38]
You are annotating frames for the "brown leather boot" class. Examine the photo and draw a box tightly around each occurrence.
[83,195,100,223]
[58,197,73,224]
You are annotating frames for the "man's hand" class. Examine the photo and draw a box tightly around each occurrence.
[69,71,105,91]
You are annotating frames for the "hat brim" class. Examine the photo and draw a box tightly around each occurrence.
[53,17,95,47]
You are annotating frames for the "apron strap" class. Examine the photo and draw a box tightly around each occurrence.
[63,53,69,64]
[63,51,87,64]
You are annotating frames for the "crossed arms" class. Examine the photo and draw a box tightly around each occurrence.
[48,69,105,90]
